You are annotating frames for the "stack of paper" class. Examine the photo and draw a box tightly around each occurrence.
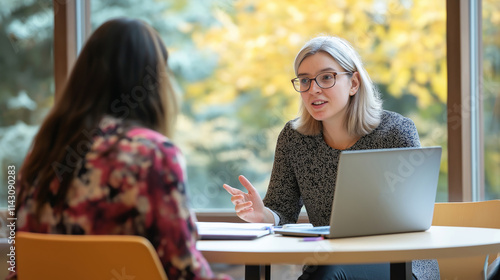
[196,222,273,240]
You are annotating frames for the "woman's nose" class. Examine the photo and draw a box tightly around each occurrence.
[308,79,322,94]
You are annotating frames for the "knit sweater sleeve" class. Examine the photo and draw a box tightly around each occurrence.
[262,122,303,225]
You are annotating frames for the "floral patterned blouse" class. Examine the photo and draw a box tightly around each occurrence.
[15,116,230,280]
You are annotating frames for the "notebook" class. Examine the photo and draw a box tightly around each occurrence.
[274,146,442,238]
[196,222,273,240]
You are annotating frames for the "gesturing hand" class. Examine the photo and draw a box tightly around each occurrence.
[222,175,273,224]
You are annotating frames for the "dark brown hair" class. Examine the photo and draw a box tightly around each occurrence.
[17,18,178,218]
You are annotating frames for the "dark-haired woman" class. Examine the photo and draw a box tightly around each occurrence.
[14,18,229,280]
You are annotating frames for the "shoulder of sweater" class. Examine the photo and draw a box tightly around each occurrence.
[368,110,417,140]
[381,110,408,121]
[280,118,321,139]
[379,110,415,128]
[280,119,299,136]
[275,119,320,149]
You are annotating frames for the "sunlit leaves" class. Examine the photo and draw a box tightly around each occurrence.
[188,0,447,111]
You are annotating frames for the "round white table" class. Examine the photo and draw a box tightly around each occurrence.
[197,226,500,280]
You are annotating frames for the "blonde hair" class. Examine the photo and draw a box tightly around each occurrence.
[292,36,382,136]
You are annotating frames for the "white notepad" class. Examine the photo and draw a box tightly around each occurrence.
[196,222,273,240]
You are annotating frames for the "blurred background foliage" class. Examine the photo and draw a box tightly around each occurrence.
[171,0,452,206]
[0,0,54,210]
[0,0,499,210]
[483,0,500,194]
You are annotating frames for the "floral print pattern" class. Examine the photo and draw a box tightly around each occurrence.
[15,116,229,280]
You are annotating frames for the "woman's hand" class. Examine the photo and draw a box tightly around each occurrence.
[223,175,274,224]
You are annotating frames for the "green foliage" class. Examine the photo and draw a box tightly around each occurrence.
[483,0,500,199]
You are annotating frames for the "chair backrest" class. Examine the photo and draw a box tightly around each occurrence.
[432,200,500,280]
[17,232,168,280]
[433,200,500,228]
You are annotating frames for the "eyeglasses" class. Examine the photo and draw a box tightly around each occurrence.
[291,71,352,92]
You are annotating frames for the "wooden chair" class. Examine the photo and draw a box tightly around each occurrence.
[432,200,500,280]
[17,232,168,280]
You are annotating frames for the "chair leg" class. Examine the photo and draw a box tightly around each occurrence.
[244,265,271,280]
[390,262,412,280]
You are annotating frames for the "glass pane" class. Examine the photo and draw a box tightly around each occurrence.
[0,1,54,208]
[483,0,500,199]
[91,0,448,210]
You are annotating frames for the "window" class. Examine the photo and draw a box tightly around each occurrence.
[447,0,499,201]
[90,0,448,210]
[0,1,54,208]
[482,0,500,199]
[9,0,498,213]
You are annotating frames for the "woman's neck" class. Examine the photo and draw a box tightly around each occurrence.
[322,120,359,150]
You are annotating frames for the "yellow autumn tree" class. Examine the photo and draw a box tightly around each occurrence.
[187,0,446,111]
[173,0,452,205]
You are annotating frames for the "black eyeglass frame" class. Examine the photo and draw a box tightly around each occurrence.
[291,71,353,92]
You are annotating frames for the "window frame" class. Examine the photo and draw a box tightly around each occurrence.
[53,0,90,101]
[446,0,486,202]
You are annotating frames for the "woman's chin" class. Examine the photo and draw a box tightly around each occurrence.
[309,113,325,121]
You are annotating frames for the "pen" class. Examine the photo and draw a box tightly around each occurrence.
[302,236,324,242]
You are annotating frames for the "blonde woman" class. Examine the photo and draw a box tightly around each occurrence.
[223,36,439,279]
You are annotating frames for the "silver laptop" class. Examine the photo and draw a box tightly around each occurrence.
[274,146,442,238]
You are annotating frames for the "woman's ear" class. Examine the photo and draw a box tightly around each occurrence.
[349,72,361,96]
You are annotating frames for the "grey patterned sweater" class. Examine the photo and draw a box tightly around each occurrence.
[263,110,440,279]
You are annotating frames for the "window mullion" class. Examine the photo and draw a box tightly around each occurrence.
[53,0,91,100]
[469,0,485,201]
